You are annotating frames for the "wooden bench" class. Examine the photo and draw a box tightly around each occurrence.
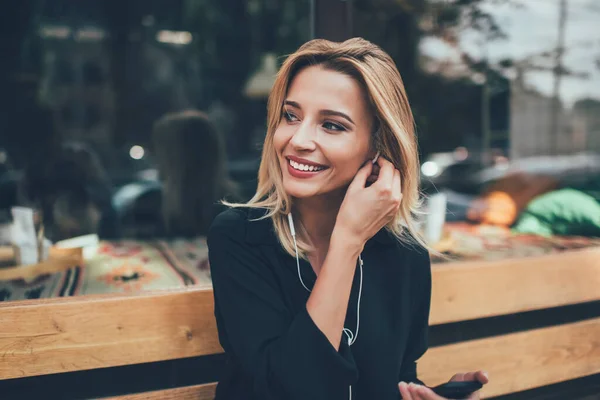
[1,246,599,399]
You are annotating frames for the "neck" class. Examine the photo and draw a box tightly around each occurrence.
[293,189,346,249]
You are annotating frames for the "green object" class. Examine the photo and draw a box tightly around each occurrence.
[513,189,600,237]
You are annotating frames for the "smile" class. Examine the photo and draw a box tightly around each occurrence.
[288,159,326,172]
[285,157,329,179]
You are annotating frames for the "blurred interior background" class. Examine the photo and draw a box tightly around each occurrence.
[1,2,599,399]
[0,0,599,247]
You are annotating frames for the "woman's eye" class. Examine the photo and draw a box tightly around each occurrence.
[283,110,299,122]
[323,121,346,132]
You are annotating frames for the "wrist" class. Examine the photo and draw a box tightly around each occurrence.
[331,227,365,256]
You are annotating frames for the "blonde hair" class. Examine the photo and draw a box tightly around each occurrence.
[226,38,429,258]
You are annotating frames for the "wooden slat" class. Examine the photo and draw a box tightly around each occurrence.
[0,247,83,281]
[0,287,222,380]
[419,317,600,397]
[2,246,598,388]
[430,247,600,325]
[100,383,217,400]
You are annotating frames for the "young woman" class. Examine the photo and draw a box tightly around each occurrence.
[208,38,488,400]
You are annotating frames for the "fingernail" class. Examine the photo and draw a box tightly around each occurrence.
[484,371,489,379]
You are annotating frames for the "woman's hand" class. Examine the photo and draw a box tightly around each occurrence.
[398,371,489,400]
[334,157,402,247]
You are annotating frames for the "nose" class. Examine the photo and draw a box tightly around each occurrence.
[289,120,317,152]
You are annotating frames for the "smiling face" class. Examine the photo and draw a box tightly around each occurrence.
[273,65,375,200]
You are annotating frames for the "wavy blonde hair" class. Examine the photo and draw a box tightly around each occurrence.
[227,37,428,259]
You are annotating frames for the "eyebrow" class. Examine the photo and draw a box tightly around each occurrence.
[284,100,355,126]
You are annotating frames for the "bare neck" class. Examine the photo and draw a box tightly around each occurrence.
[293,190,345,271]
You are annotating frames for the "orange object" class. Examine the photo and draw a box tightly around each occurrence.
[467,172,559,226]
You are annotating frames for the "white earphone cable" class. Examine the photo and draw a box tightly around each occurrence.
[292,233,312,292]
[288,213,362,400]
[343,254,362,346]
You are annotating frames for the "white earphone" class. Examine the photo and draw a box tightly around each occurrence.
[372,150,381,164]
[286,151,377,400]
[288,213,363,400]
[287,212,363,347]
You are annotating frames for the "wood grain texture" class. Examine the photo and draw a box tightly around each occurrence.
[2,247,599,397]
[0,287,222,380]
[429,247,600,325]
[419,317,600,398]
[100,383,217,400]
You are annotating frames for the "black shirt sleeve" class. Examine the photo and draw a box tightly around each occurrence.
[208,210,358,400]
[398,245,432,386]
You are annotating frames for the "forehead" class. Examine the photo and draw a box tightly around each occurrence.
[286,65,371,121]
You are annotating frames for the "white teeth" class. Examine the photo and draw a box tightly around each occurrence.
[289,159,324,172]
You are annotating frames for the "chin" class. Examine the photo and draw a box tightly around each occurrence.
[283,179,323,199]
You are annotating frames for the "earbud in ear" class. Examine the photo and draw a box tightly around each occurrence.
[372,151,381,165]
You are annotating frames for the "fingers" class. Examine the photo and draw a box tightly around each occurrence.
[373,157,395,191]
[450,372,466,382]
[448,371,489,400]
[450,371,489,384]
[399,382,444,400]
[366,164,380,183]
[413,385,445,400]
[473,370,489,384]
[398,382,414,400]
[348,160,374,190]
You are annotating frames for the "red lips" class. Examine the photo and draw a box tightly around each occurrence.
[286,155,328,168]
[285,156,329,179]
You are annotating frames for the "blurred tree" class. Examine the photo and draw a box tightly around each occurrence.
[354,0,518,155]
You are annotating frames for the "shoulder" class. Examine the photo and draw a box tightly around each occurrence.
[210,207,248,233]
[377,228,430,263]
[400,237,432,293]
[392,231,432,280]
[396,228,430,258]
[208,208,280,283]
[208,207,276,245]
[404,240,430,267]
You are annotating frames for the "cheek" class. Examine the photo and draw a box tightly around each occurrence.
[324,138,368,174]
[273,125,291,153]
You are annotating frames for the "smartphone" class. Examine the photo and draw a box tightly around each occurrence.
[430,381,482,399]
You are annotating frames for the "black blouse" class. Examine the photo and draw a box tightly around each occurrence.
[208,208,431,400]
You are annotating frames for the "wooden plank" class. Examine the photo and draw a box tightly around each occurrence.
[2,247,598,383]
[0,247,83,281]
[419,317,600,397]
[0,287,222,380]
[430,247,600,325]
[100,383,217,400]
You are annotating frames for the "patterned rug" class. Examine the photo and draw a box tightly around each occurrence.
[0,238,210,302]
[432,222,600,263]
[1,228,598,301]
